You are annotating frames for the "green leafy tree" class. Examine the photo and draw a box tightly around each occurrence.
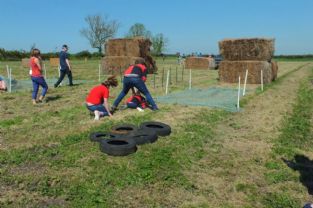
[151,33,168,55]
[126,23,152,38]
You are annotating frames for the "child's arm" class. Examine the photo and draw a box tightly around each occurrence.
[103,98,112,117]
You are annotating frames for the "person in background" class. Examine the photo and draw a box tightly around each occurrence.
[0,76,7,91]
[29,48,48,104]
[126,91,148,110]
[86,76,118,120]
[111,59,158,112]
[54,44,73,87]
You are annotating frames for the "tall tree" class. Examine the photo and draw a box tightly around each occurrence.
[80,14,119,54]
[151,33,168,55]
[126,23,152,38]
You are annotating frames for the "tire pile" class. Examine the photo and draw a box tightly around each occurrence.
[89,121,171,156]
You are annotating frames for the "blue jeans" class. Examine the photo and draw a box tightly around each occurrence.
[113,77,158,109]
[86,104,109,116]
[127,102,138,109]
[31,76,48,99]
[54,68,73,87]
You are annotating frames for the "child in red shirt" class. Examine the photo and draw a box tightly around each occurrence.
[86,76,118,120]
[126,91,148,110]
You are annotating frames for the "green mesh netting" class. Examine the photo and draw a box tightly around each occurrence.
[156,87,246,112]
[1,77,92,92]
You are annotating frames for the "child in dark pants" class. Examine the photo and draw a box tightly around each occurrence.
[126,92,148,110]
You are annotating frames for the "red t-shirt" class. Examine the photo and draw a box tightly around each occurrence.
[86,85,109,105]
[30,57,42,77]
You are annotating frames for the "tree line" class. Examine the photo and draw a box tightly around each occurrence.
[0,48,103,61]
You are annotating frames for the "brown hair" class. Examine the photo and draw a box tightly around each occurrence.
[102,75,118,88]
[31,48,41,58]
[135,58,146,66]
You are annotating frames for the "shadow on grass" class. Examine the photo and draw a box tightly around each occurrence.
[282,155,313,195]
[45,95,62,102]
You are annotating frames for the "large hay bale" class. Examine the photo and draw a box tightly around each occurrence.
[271,61,278,81]
[105,37,151,57]
[102,55,157,75]
[218,61,273,84]
[219,38,275,61]
[185,57,209,69]
[101,56,146,75]
[50,58,59,67]
[21,58,30,68]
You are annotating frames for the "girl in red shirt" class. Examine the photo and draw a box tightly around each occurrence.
[126,92,148,110]
[30,49,48,104]
[86,76,118,120]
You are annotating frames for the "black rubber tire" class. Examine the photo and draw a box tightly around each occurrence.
[111,124,138,135]
[128,129,158,145]
[89,132,121,142]
[139,121,171,136]
[99,138,137,156]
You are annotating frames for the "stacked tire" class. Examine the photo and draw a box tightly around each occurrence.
[89,121,171,156]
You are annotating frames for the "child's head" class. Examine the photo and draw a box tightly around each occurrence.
[31,48,41,58]
[102,75,118,88]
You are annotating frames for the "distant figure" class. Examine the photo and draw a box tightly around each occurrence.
[161,53,165,62]
[29,48,48,104]
[0,76,7,91]
[54,44,73,88]
[111,59,158,112]
[86,76,118,120]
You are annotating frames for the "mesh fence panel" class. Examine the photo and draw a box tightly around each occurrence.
[156,87,245,112]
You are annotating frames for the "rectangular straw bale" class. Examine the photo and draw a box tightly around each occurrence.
[185,57,209,69]
[101,56,144,75]
[219,38,275,61]
[105,37,151,57]
[49,58,59,67]
[218,60,273,84]
[21,58,30,68]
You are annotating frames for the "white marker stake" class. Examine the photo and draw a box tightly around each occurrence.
[261,69,264,91]
[6,65,9,78]
[165,70,170,95]
[9,68,12,93]
[237,76,241,111]
[189,69,192,90]
[243,69,248,96]
[98,64,101,82]
[44,64,47,79]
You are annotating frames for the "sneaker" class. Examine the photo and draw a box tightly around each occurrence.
[110,106,117,113]
[136,107,144,112]
[54,84,58,88]
[94,111,100,120]
[152,107,159,111]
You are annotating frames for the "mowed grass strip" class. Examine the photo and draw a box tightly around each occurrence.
[0,108,228,207]
[263,67,313,207]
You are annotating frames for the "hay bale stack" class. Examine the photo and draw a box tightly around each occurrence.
[219,38,275,61]
[103,37,157,74]
[185,57,209,69]
[106,37,151,57]
[50,58,59,67]
[218,61,272,84]
[21,58,30,68]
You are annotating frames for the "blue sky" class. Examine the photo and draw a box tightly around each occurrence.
[0,0,312,55]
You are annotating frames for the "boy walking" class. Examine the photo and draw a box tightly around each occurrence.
[54,44,73,87]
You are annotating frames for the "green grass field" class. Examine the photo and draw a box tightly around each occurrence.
[0,59,313,207]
